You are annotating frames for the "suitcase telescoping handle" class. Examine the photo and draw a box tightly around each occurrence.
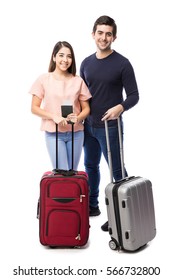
[104,118,126,183]
[54,122,75,174]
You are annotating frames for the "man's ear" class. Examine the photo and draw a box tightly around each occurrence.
[113,35,117,42]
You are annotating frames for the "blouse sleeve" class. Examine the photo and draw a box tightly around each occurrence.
[79,79,92,101]
[29,74,45,100]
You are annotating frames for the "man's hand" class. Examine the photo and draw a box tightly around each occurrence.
[101,104,124,121]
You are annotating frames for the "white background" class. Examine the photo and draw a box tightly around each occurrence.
[0,0,172,279]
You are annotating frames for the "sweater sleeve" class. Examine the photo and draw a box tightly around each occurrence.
[80,60,87,83]
[121,60,139,111]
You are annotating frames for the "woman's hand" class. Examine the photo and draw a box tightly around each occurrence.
[67,113,78,123]
[53,115,68,126]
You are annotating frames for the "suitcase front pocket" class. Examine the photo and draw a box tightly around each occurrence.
[47,180,83,202]
[46,209,81,240]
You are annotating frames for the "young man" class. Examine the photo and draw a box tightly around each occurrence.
[80,15,139,231]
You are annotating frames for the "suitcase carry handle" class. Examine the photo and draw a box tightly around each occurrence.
[52,121,76,175]
[104,118,126,183]
[53,169,76,176]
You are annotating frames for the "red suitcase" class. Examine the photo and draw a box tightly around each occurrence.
[38,123,90,247]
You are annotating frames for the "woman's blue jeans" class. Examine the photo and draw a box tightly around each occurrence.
[45,130,84,170]
[84,120,127,208]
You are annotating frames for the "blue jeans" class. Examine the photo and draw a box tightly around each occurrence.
[84,120,128,208]
[45,130,84,170]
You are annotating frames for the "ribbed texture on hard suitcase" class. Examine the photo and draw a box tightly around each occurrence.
[105,176,156,251]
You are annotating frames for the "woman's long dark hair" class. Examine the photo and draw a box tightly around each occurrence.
[48,41,76,75]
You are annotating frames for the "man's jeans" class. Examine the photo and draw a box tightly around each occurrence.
[84,120,127,208]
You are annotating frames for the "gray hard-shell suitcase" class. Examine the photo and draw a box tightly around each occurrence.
[104,118,156,252]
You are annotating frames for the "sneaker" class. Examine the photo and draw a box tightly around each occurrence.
[89,206,101,216]
[101,221,108,231]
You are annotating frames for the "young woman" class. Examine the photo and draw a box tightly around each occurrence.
[29,41,91,170]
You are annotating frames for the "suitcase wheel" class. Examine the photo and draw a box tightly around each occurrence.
[109,240,117,250]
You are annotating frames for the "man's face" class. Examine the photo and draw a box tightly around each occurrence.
[92,24,116,51]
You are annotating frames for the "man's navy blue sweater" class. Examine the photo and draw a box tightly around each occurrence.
[80,50,139,127]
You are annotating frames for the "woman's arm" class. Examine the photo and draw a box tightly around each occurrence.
[31,95,64,124]
[77,100,90,122]
[68,100,90,123]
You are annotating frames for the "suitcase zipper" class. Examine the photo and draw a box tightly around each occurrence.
[80,195,86,202]
[75,234,81,240]
[52,195,86,203]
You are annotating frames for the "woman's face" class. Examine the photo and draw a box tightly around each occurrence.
[54,47,72,72]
